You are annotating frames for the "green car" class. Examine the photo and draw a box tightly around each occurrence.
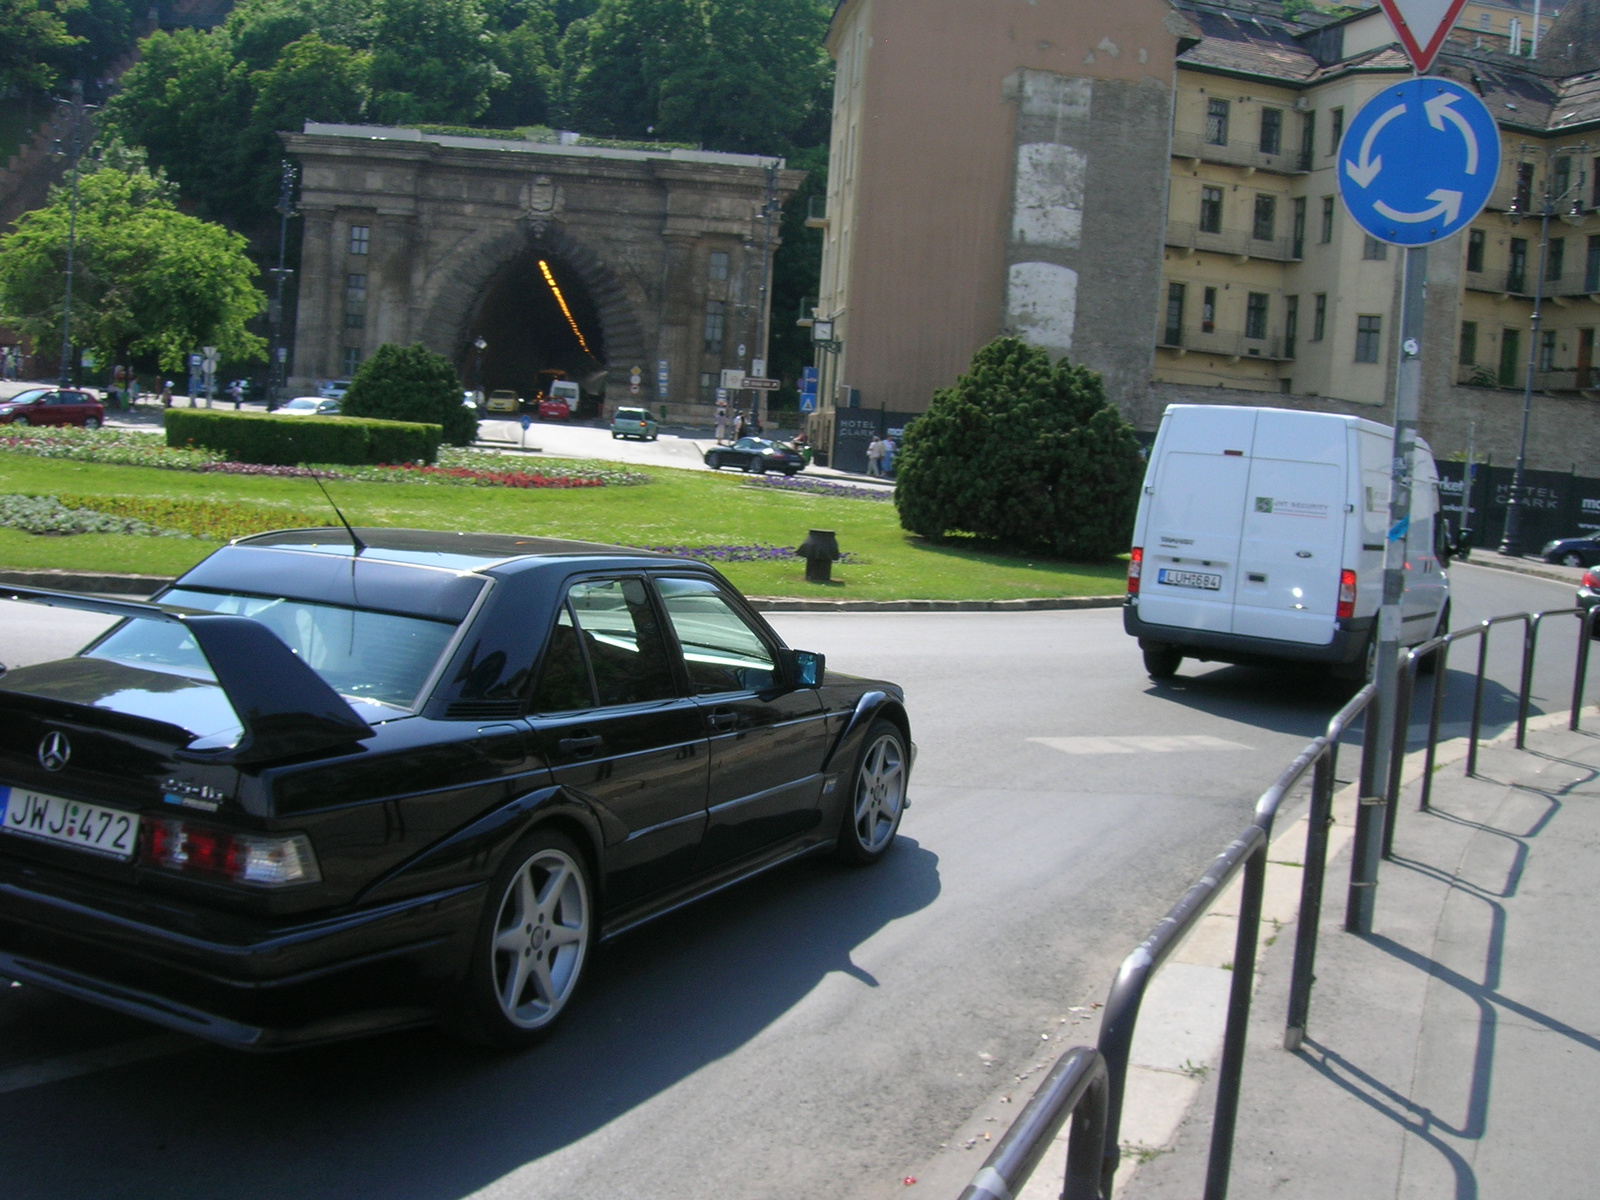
[611,405,659,441]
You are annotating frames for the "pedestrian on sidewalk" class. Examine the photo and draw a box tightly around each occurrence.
[733,411,746,441]
[882,434,897,476]
[230,380,243,409]
[866,435,885,477]
[160,381,173,408]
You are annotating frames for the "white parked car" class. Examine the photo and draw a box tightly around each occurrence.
[277,396,342,416]
[1125,404,1451,681]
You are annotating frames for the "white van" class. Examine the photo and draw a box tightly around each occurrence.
[1124,405,1451,680]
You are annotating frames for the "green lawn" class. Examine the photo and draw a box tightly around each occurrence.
[0,453,1128,600]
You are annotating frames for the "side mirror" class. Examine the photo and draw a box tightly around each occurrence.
[785,649,825,687]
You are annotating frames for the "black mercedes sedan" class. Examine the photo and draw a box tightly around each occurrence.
[704,437,806,475]
[0,530,911,1049]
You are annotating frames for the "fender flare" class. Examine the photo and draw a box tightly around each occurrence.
[821,691,912,778]
[356,785,607,907]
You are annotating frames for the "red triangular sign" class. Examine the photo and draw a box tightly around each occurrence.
[1376,0,1472,72]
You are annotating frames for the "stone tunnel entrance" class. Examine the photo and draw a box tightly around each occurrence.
[462,249,608,413]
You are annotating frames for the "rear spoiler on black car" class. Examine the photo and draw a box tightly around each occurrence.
[0,585,374,764]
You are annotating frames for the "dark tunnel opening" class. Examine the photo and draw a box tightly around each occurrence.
[462,251,607,413]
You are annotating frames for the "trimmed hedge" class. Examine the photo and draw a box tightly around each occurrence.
[164,410,442,466]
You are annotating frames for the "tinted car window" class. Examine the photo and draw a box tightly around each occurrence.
[657,577,777,693]
[530,602,594,713]
[567,578,677,706]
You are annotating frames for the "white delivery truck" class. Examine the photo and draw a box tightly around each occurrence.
[1123,405,1451,680]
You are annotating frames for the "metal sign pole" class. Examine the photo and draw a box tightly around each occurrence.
[1349,244,1426,934]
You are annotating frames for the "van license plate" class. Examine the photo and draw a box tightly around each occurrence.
[0,786,140,860]
[1158,569,1223,591]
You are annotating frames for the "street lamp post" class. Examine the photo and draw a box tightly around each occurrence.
[473,336,488,402]
[265,160,299,411]
[53,81,91,388]
[1500,141,1588,556]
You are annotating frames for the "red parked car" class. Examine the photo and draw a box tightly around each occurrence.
[0,388,105,429]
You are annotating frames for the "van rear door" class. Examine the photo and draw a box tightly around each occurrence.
[1138,406,1257,634]
[1233,410,1349,645]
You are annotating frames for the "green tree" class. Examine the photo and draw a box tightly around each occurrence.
[343,342,477,445]
[767,143,824,400]
[101,29,255,221]
[482,9,558,127]
[247,33,369,205]
[893,338,1146,561]
[0,158,267,374]
[367,0,502,124]
[0,0,82,93]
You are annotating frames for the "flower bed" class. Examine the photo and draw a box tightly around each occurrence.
[59,494,324,540]
[745,475,894,502]
[0,494,183,538]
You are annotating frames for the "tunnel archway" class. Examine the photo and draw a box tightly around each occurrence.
[464,249,608,408]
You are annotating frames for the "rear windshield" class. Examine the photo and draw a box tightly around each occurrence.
[615,409,648,420]
[84,588,458,713]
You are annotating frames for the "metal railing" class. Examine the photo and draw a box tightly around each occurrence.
[958,601,1598,1200]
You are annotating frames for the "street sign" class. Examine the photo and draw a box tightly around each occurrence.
[742,377,780,390]
[201,345,218,370]
[1375,0,1471,73]
[1338,78,1499,247]
[751,358,765,378]
[656,358,669,398]
[720,368,744,390]
[799,392,817,413]
[630,383,640,394]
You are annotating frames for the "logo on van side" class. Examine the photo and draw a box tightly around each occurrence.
[1256,497,1331,519]
[1255,496,1274,513]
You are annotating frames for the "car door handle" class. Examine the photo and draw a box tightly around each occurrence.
[707,709,738,731]
[558,734,603,756]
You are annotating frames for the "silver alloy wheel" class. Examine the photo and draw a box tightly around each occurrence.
[854,731,905,853]
[491,846,589,1030]
[1564,552,1584,566]
[83,417,100,430]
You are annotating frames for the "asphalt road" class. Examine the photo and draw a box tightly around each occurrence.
[0,564,1583,1200]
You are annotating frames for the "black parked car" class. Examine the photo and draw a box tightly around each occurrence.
[704,437,805,475]
[1542,535,1600,567]
[0,530,911,1048]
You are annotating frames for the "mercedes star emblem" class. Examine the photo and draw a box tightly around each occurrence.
[37,731,71,772]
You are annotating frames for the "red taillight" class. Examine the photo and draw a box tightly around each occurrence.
[142,818,320,887]
[1128,547,1143,595]
[1337,568,1357,619]
[1584,569,1600,590]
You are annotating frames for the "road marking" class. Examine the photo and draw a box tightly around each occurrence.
[1028,734,1253,755]
[0,1032,192,1096]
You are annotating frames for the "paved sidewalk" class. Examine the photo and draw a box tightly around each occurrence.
[1121,720,1600,1199]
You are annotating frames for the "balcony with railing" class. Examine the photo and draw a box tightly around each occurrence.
[1166,220,1297,262]
[1464,267,1600,298]
[1160,327,1290,361]
[1456,363,1600,390]
[1170,130,1308,176]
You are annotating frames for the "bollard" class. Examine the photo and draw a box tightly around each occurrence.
[796,529,841,583]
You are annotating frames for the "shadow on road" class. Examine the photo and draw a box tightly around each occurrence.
[0,838,941,1200]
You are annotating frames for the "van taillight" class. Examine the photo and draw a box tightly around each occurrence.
[1128,547,1142,595]
[1337,569,1357,619]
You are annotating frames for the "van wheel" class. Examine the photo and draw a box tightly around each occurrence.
[1418,603,1451,675]
[1142,646,1182,680]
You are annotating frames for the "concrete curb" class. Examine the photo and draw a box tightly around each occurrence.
[0,569,174,594]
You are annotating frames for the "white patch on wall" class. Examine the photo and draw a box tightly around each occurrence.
[1016,72,1092,120]
[1012,142,1086,248]
[1007,262,1078,353]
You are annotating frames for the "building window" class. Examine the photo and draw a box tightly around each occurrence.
[1246,293,1269,339]
[1549,236,1566,280]
[1164,282,1185,346]
[1587,234,1600,290]
[1206,98,1230,146]
[1363,235,1388,261]
[1355,315,1382,363]
[1554,157,1572,203]
[1459,321,1478,365]
[1253,194,1276,241]
[1202,286,1217,333]
[1299,111,1315,170]
[1479,11,1490,27]
[1292,197,1306,258]
[1313,293,1327,341]
[1320,195,1334,243]
[708,251,729,281]
[1509,237,1528,292]
[1199,185,1223,233]
[349,225,369,255]
[1514,162,1533,212]
[1285,295,1299,359]
[1329,107,1344,152]
[344,272,366,329]
[1592,158,1600,208]
[341,346,362,376]
[704,300,725,350]
[1500,329,1521,385]
[1540,328,1557,371]
[700,371,717,402]
[1467,229,1486,273]
[1260,108,1282,156]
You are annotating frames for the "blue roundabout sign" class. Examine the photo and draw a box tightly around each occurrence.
[1338,77,1501,247]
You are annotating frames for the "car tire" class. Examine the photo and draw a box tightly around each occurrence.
[11,416,27,427]
[706,454,722,470]
[836,719,907,866]
[452,828,594,1048]
[783,468,798,476]
[612,432,620,439]
[82,417,100,430]
[1418,602,1451,675]
[1142,645,1183,680]
[1563,552,1585,567]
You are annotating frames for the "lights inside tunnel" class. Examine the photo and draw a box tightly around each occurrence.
[539,259,595,358]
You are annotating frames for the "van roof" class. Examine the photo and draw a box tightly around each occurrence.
[1161,403,1397,440]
